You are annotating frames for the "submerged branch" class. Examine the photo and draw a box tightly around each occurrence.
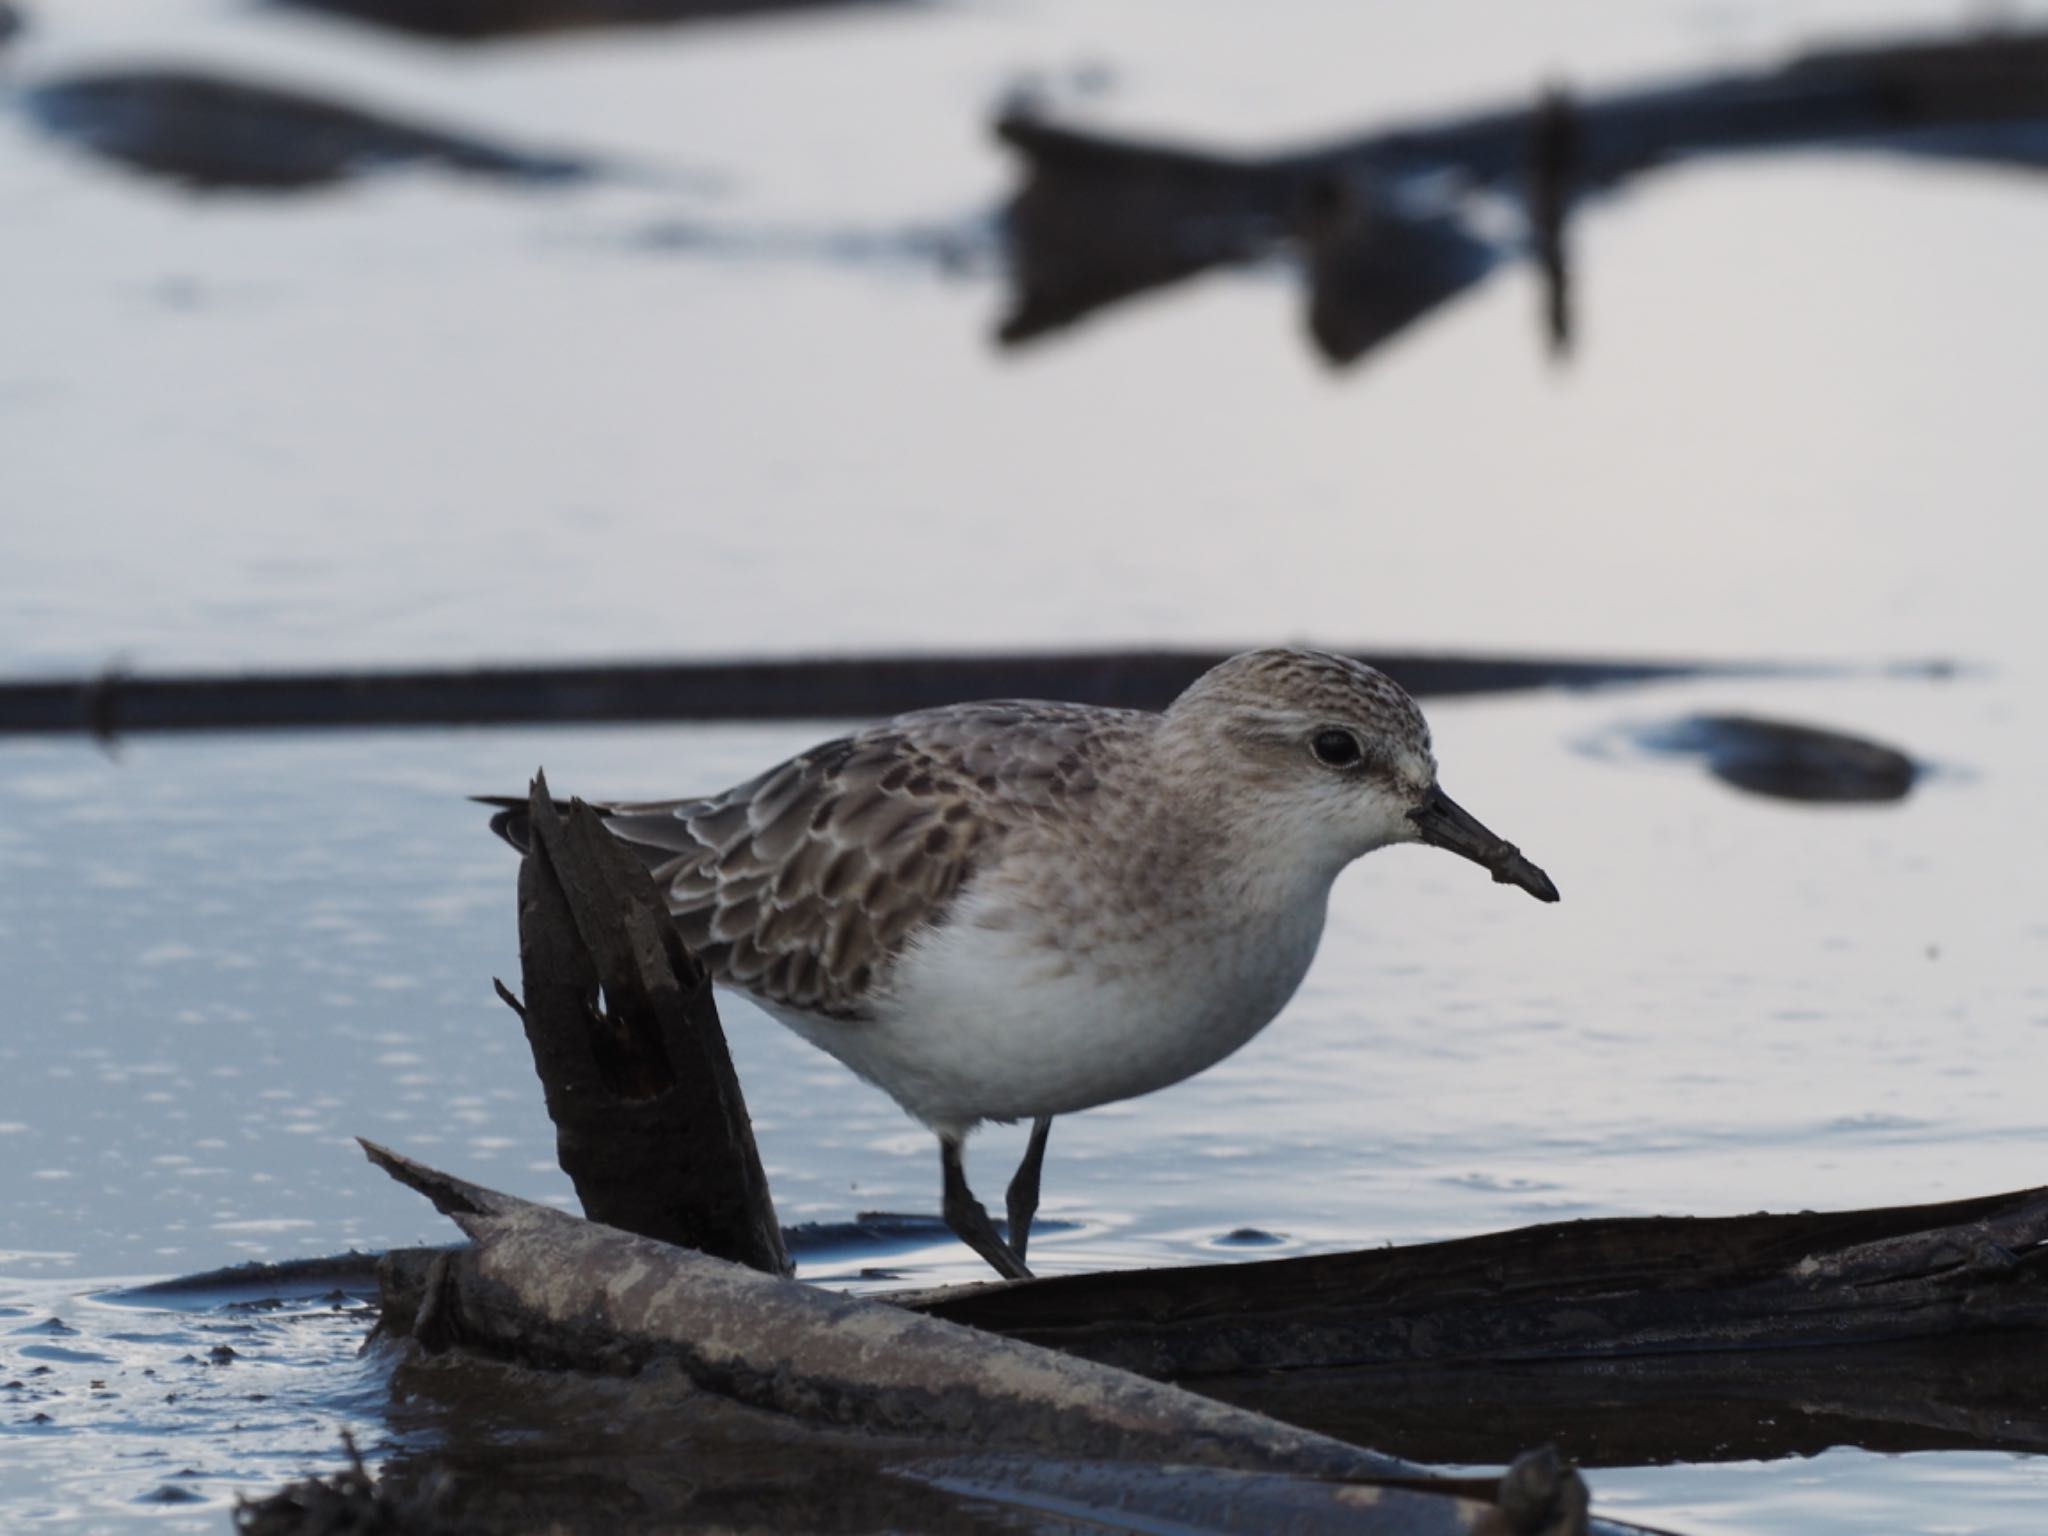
[0,647,1925,739]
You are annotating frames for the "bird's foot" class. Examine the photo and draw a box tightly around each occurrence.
[942,1134,1035,1281]
[944,1188,1033,1280]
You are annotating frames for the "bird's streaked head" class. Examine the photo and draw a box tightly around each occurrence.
[1166,648,1558,902]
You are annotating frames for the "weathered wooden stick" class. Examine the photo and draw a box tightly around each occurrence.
[361,1141,1650,1535]
[500,772,789,1275]
[363,1139,1413,1476]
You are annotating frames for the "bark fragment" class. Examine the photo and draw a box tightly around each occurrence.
[500,774,788,1275]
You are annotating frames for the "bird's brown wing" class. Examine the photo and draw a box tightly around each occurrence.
[598,703,1135,1019]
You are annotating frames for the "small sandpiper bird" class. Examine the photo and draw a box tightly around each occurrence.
[485,648,1557,1279]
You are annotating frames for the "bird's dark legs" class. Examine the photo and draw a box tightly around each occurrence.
[1005,1115,1054,1262]
[940,1133,1033,1281]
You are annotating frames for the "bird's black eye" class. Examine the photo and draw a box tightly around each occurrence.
[1311,729,1363,768]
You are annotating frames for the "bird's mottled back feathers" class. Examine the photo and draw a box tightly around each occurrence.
[596,702,1149,1019]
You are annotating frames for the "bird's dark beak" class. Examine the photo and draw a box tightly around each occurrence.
[1407,784,1560,903]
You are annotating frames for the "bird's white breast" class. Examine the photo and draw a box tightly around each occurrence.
[767,875,1332,1137]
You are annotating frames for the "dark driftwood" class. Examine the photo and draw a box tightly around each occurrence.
[998,29,2048,362]
[499,774,788,1275]
[1197,1331,2048,1469]
[898,1184,2048,1465]
[1638,714,1920,802]
[274,0,905,43]
[0,647,1920,740]
[911,1184,2048,1372]
[26,70,599,191]
[362,1141,1639,1536]
[369,1180,2048,1470]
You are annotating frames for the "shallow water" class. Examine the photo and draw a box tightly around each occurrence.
[0,1269,384,1532]
[5,0,2048,1530]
